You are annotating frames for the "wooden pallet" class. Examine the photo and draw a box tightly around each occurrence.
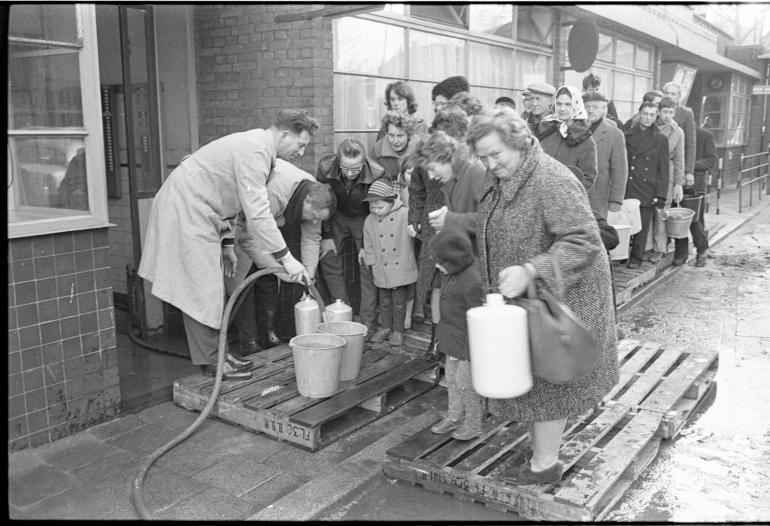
[174,343,439,451]
[383,340,718,521]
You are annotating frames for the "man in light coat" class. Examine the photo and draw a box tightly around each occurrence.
[139,109,319,380]
[583,91,628,219]
[663,81,696,191]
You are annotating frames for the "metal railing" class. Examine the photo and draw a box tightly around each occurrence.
[738,148,770,213]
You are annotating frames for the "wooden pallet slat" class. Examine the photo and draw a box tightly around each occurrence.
[382,340,719,521]
[174,344,437,451]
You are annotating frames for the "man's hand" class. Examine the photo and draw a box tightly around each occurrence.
[684,173,695,186]
[357,248,366,266]
[280,253,309,283]
[320,238,336,258]
[608,202,622,213]
[498,265,529,299]
[222,245,237,278]
[673,184,684,204]
[407,223,420,238]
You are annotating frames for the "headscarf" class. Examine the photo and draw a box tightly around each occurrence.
[537,85,592,146]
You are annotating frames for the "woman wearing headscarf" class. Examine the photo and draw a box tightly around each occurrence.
[537,85,598,193]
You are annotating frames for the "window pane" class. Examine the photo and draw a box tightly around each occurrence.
[334,18,404,76]
[374,4,405,16]
[469,4,513,38]
[472,86,516,109]
[469,43,513,88]
[334,75,392,131]
[8,42,83,129]
[9,137,88,211]
[616,39,634,68]
[408,30,464,82]
[411,5,468,29]
[9,4,78,43]
[633,75,652,107]
[516,51,550,91]
[517,6,554,47]
[614,71,634,103]
[614,101,634,124]
[636,46,651,71]
[596,33,613,62]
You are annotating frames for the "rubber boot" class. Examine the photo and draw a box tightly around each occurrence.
[423,323,441,362]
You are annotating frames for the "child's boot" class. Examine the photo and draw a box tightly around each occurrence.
[431,417,460,434]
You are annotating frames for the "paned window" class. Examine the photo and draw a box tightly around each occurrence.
[7,4,109,238]
[333,6,553,150]
[702,74,751,147]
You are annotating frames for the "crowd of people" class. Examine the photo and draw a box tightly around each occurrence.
[137,71,718,485]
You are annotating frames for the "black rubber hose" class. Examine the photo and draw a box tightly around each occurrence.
[130,265,288,519]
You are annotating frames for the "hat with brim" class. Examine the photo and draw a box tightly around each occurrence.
[526,82,556,97]
[582,91,607,102]
[363,179,397,202]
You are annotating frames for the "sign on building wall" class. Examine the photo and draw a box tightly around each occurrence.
[751,84,770,95]
[671,63,698,104]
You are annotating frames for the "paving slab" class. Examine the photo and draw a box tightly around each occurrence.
[154,486,255,521]
[8,464,76,508]
[192,455,282,498]
[36,433,123,472]
[10,484,117,520]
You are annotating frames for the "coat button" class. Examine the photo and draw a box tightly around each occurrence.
[395,262,399,265]
[392,247,396,251]
[379,234,383,237]
[382,248,385,252]
[390,234,394,237]
[390,217,394,221]
[631,166,635,170]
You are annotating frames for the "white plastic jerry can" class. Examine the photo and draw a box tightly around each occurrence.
[294,292,322,336]
[466,293,533,398]
[326,299,353,322]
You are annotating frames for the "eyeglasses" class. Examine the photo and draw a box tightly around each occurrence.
[340,163,363,175]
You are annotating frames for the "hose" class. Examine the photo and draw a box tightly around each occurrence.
[130,265,290,519]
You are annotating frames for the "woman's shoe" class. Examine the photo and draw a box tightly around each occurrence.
[388,330,403,347]
[451,424,483,441]
[431,417,460,434]
[267,329,281,346]
[504,461,564,485]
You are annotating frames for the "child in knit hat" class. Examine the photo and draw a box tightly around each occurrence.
[362,180,418,347]
[427,227,485,440]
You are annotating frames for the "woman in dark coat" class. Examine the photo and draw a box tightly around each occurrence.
[538,85,598,193]
[466,107,618,485]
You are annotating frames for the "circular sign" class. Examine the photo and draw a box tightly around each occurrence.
[568,18,599,73]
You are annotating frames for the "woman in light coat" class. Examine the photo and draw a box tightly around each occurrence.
[467,107,618,485]
[138,110,318,379]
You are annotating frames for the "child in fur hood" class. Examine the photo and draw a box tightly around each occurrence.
[427,227,485,440]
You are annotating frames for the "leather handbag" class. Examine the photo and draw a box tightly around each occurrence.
[511,264,601,384]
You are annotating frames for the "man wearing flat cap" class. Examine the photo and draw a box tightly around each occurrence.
[525,82,555,135]
[583,91,628,219]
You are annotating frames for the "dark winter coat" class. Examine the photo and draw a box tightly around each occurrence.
[624,123,670,207]
[437,260,484,361]
[441,158,486,246]
[538,119,598,192]
[371,136,407,180]
[587,118,628,219]
[477,139,618,421]
[408,164,446,311]
[694,127,717,194]
[316,154,386,241]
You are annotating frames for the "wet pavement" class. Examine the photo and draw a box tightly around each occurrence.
[322,203,770,521]
[8,187,770,521]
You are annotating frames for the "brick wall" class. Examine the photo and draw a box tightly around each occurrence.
[193,4,334,174]
[8,229,120,452]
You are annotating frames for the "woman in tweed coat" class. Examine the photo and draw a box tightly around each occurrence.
[466,107,618,485]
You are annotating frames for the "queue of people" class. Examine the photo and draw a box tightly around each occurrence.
[138,72,713,486]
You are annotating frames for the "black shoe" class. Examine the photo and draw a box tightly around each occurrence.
[673,256,687,266]
[238,340,262,356]
[627,259,642,269]
[200,363,253,381]
[695,254,707,267]
[226,352,253,371]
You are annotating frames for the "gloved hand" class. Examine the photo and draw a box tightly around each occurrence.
[320,238,336,258]
[222,245,237,278]
[673,184,684,204]
[280,253,308,283]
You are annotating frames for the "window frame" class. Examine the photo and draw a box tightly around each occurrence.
[7,4,109,239]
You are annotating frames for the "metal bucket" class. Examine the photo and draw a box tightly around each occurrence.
[316,321,368,381]
[609,224,632,261]
[680,195,703,217]
[665,207,695,239]
[289,333,346,398]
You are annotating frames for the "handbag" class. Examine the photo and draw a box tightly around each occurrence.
[511,264,601,384]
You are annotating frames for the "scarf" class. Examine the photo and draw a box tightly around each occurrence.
[540,85,589,139]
